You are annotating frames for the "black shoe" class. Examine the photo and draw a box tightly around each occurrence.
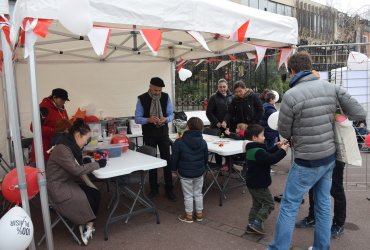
[165,190,177,201]
[331,224,344,239]
[249,219,266,235]
[245,224,258,234]
[147,190,158,199]
[295,216,315,228]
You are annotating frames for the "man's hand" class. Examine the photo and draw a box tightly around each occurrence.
[224,128,231,135]
[158,116,167,124]
[148,116,160,124]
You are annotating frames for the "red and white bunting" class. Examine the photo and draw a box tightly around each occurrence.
[215,60,231,70]
[87,27,111,57]
[255,45,267,70]
[0,14,10,49]
[230,20,250,42]
[23,18,38,58]
[139,29,162,55]
[278,48,293,69]
[194,59,206,67]
[187,31,211,52]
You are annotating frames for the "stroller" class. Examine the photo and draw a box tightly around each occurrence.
[353,120,369,152]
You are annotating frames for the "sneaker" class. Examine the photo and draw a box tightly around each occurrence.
[245,224,258,234]
[249,219,266,235]
[165,190,177,202]
[147,190,158,199]
[193,212,203,222]
[331,224,344,239]
[178,214,193,223]
[295,217,315,228]
[79,225,94,245]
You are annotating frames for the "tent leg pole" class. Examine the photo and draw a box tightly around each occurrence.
[1,28,36,250]
[28,41,54,250]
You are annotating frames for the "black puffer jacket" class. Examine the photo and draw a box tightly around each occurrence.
[227,90,263,126]
[170,130,208,178]
[206,90,233,128]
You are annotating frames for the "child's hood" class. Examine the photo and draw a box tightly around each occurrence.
[182,130,204,150]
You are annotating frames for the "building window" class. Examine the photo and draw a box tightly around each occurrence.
[240,0,249,6]
[277,4,284,15]
[259,0,268,11]
[249,0,259,8]
[285,6,292,16]
[267,1,277,13]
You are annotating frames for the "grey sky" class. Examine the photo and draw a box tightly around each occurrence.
[312,0,370,16]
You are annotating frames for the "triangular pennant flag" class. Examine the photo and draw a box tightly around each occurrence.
[230,20,250,42]
[177,58,183,72]
[32,19,53,38]
[215,61,231,70]
[87,27,111,57]
[228,54,237,61]
[0,15,11,48]
[246,52,256,60]
[187,31,211,52]
[278,48,293,69]
[140,29,162,55]
[195,59,206,67]
[255,46,267,70]
[207,58,222,63]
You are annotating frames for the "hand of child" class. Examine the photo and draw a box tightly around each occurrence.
[280,142,290,151]
[276,139,288,148]
[221,121,227,128]
[224,128,230,135]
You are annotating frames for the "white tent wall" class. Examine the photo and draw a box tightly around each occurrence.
[14,61,173,138]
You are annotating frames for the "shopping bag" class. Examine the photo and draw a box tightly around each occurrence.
[334,119,362,166]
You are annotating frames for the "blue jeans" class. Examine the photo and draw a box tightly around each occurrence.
[269,160,335,250]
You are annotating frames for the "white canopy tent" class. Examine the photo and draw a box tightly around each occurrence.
[1,0,298,249]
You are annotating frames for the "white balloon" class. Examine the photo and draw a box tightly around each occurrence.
[271,90,279,102]
[84,103,97,116]
[0,206,34,250]
[267,111,279,130]
[58,0,93,36]
[179,68,192,81]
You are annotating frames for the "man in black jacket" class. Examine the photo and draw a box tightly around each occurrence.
[135,77,176,201]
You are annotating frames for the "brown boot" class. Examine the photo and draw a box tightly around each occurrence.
[194,212,203,222]
[178,213,193,223]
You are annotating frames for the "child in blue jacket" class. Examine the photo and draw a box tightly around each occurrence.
[171,117,208,223]
[260,91,279,150]
[244,124,289,235]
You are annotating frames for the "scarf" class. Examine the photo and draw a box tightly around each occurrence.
[148,91,163,127]
[57,133,83,165]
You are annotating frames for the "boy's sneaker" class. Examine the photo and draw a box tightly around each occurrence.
[295,216,315,228]
[178,214,193,223]
[193,212,203,222]
[79,225,94,245]
[331,224,344,239]
[249,219,266,235]
[245,224,258,234]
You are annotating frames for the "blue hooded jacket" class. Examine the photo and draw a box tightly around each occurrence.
[170,130,208,178]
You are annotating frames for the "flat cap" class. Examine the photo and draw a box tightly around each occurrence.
[150,77,165,87]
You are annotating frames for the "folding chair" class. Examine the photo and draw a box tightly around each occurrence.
[0,153,13,173]
[38,207,81,246]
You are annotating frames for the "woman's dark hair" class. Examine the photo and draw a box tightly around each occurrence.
[233,80,246,91]
[187,117,204,131]
[69,118,91,136]
[244,124,264,141]
[264,92,276,103]
[287,51,312,74]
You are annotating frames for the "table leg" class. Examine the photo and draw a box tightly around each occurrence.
[140,171,160,224]
[104,178,120,241]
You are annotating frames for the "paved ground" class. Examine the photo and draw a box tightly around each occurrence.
[31,149,370,250]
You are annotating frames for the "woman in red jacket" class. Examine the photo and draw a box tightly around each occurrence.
[30,88,69,163]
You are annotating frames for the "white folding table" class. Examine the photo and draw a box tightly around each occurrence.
[93,150,166,240]
[170,133,249,206]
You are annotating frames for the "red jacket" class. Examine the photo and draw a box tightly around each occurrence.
[30,96,68,163]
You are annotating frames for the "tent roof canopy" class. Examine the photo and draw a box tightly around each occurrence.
[11,0,298,63]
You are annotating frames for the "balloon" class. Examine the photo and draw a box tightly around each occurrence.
[85,115,100,123]
[111,134,130,152]
[365,134,370,147]
[335,114,347,123]
[84,103,97,116]
[58,0,93,36]
[1,167,39,204]
[0,206,34,250]
[179,68,192,81]
[271,90,279,102]
[267,111,279,130]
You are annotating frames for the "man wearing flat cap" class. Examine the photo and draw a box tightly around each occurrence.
[30,88,69,164]
[135,77,176,201]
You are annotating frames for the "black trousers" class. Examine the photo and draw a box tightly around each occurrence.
[79,184,101,220]
[144,135,173,192]
[307,160,346,226]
